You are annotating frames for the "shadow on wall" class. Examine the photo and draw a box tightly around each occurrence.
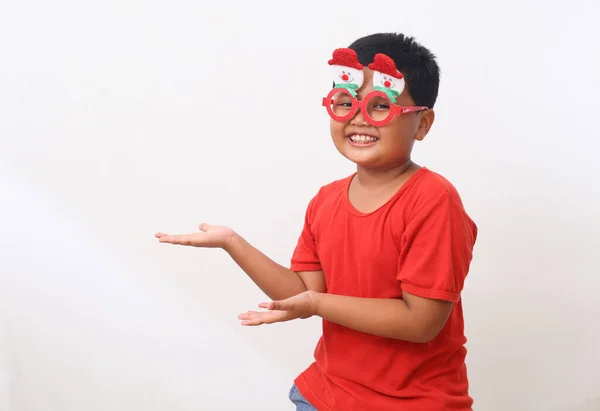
[0,165,292,411]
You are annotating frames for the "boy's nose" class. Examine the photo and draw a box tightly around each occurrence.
[350,106,369,126]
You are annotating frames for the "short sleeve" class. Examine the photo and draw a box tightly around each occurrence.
[290,196,322,272]
[397,192,477,302]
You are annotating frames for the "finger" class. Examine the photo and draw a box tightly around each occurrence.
[238,310,288,326]
[266,300,291,311]
[158,234,194,245]
[157,234,176,243]
[258,299,291,311]
[241,319,261,326]
[237,311,262,320]
[237,311,266,326]
[155,232,168,238]
[198,223,209,232]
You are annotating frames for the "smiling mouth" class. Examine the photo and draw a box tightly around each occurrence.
[348,134,379,145]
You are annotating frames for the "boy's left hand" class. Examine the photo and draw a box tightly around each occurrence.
[238,291,319,326]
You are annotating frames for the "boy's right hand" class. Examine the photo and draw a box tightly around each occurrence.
[155,223,236,250]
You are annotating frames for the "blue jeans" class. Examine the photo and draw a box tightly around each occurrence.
[289,384,318,410]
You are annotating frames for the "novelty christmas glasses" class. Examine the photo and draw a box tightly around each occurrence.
[323,48,428,127]
[323,89,428,127]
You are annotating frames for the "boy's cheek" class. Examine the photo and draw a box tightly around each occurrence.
[329,123,346,140]
[329,120,342,135]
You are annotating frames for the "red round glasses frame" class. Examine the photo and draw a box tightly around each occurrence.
[322,88,429,127]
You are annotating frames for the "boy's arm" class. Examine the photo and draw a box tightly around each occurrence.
[157,190,326,302]
[226,234,326,301]
[155,224,326,301]
[312,291,452,343]
[227,190,327,301]
[243,290,451,343]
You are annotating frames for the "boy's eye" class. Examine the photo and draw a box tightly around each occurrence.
[369,98,391,110]
[334,98,353,106]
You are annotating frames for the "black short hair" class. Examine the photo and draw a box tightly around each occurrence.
[349,32,440,108]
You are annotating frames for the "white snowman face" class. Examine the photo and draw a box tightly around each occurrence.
[380,74,395,88]
[331,65,364,88]
[373,71,405,95]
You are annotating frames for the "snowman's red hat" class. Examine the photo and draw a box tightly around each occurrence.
[368,54,403,79]
[328,48,363,70]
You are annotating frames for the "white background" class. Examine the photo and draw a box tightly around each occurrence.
[1,1,599,410]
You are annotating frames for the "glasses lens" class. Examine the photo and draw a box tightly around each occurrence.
[328,90,355,120]
[365,94,393,124]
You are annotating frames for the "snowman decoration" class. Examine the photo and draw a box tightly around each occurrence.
[328,48,364,98]
[368,54,405,104]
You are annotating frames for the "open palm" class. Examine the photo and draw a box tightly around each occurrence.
[155,223,235,249]
[238,291,318,326]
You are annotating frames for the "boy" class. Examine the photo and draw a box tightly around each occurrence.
[156,32,477,411]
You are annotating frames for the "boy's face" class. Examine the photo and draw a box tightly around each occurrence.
[329,68,434,171]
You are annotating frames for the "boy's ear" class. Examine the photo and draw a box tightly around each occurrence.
[415,109,435,141]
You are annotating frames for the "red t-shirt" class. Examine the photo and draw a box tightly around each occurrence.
[290,167,478,411]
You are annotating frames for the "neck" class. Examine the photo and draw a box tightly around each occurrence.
[355,159,418,189]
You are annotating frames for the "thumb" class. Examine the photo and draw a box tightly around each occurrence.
[198,223,210,232]
[260,300,291,311]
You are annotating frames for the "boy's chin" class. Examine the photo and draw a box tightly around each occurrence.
[338,149,382,168]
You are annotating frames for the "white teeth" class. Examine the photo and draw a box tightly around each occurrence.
[349,134,377,143]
